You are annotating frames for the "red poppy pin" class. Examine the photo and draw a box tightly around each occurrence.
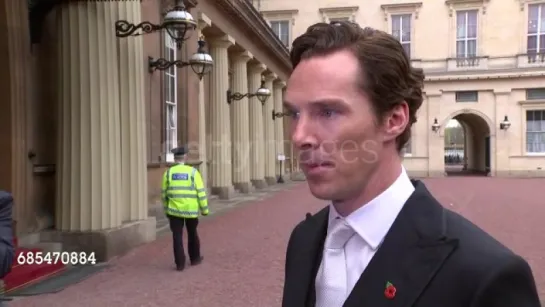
[384,281,396,299]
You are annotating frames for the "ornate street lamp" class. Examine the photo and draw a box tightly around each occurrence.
[148,40,213,79]
[114,0,197,49]
[226,78,271,104]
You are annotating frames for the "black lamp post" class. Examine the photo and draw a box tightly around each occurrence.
[148,40,213,79]
[227,78,271,104]
[115,0,196,50]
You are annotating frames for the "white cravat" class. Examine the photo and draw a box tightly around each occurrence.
[315,217,356,307]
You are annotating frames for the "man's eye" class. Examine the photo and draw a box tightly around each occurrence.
[319,109,337,117]
[288,111,299,119]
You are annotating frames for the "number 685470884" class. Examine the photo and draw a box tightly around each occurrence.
[17,251,96,265]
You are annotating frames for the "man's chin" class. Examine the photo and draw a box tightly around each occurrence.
[307,182,335,201]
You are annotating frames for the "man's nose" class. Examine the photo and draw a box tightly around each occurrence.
[291,118,317,150]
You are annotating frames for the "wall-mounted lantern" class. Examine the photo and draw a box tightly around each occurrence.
[148,40,213,79]
[499,115,511,130]
[114,0,196,50]
[431,118,441,132]
[227,78,271,104]
[272,111,290,120]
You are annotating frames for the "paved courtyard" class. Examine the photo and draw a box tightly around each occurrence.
[9,177,545,306]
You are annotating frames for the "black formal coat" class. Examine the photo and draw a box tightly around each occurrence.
[282,180,541,307]
[0,191,14,278]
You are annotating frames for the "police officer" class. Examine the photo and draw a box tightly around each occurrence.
[162,146,209,271]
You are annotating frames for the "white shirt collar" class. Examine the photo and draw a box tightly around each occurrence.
[328,166,415,250]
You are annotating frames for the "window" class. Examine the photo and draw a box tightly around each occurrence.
[526,110,545,153]
[456,10,478,58]
[391,14,411,58]
[527,3,545,60]
[330,17,350,22]
[527,88,545,100]
[270,20,290,47]
[164,33,177,162]
[455,91,478,102]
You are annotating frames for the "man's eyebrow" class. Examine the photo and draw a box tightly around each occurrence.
[283,101,296,110]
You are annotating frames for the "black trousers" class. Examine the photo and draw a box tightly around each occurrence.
[167,215,201,267]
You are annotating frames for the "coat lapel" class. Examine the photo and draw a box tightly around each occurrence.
[343,180,459,307]
[284,207,328,307]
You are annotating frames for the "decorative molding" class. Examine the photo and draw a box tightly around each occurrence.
[318,6,359,22]
[380,2,423,21]
[445,0,489,16]
[212,0,292,72]
[261,9,299,25]
[518,99,545,105]
[518,0,545,11]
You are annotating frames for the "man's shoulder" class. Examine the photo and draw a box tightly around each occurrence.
[0,192,13,208]
[289,206,329,240]
[444,208,519,268]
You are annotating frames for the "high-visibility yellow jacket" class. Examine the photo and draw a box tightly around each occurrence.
[161,164,209,218]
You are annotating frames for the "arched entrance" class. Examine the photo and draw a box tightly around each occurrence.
[442,110,493,176]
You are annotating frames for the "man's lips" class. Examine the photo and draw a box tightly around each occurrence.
[302,161,335,168]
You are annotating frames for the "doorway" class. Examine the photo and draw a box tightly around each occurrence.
[443,113,491,176]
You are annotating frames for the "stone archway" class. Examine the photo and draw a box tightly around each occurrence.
[441,109,494,176]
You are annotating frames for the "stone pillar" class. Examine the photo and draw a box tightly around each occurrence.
[116,0,147,221]
[263,73,277,185]
[273,80,286,178]
[0,0,33,233]
[55,1,154,261]
[231,51,253,193]
[426,92,445,177]
[248,64,268,189]
[197,13,211,187]
[494,90,510,177]
[208,35,235,199]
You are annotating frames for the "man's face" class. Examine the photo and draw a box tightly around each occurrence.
[284,50,391,201]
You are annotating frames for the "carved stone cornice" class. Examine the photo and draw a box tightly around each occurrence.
[212,0,292,72]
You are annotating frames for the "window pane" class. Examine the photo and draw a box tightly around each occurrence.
[467,39,477,56]
[456,40,466,57]
[170,77,175,102]
[467,11,478,28]
[527,88,545,100]
[540,35,545,52]
[392,15,401,32]
[402,15,411,41]
[164,76,170,102]
[456,12,466,38]
[402,43,411,58]
[528,35,538,53]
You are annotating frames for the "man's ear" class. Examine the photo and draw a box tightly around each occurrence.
[382,102,409,142]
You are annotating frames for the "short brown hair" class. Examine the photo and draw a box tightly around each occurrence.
[290,22,425,152]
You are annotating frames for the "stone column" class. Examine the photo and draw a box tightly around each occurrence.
[116,0,147,222]
[56,1,122,231]
[263,73,277,185]
[55,2,154,261]
[248,64,267,189]
[197,13,211,187]
[208,35,235,199]
[494,90,510,177]
[230,51,253,193]
[273,80,286,178]
[426,92,444,177]
[0,0,33,233]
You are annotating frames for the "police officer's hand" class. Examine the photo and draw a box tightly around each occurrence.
[201,212,208,216]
